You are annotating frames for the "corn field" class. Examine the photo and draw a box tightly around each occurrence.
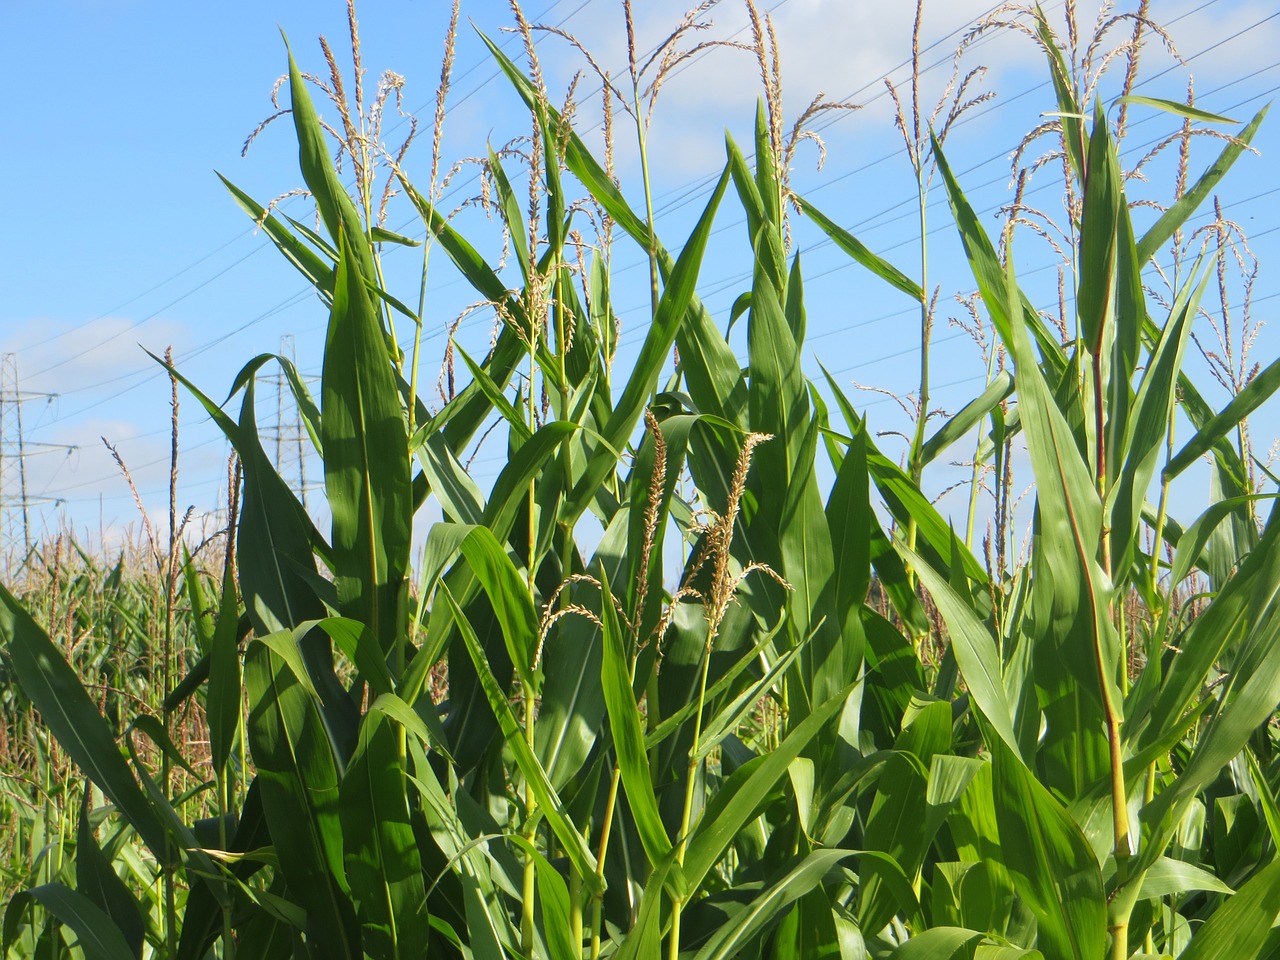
[4,2,1280,958]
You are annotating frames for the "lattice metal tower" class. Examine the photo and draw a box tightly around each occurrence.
[268,334,313,510]
[0,353,65,561]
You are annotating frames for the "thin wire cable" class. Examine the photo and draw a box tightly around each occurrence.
[30,2,1280,504]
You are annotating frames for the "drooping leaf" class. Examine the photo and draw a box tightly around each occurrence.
[12,885,137,960]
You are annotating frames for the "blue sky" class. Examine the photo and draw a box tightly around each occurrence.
[3,0,1279,555]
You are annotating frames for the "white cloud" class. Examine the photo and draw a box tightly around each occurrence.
[523,0,1277,180]
[0,316,194,398]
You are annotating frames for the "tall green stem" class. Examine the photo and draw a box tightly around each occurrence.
[520,261,542,955]
[520,682,539,956]
[669,634,715,960]
[633,93,660,318]
[906,166,930,658]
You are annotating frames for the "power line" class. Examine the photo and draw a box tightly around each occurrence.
[25,2,1280,511]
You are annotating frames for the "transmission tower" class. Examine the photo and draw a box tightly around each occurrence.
[0,353,68,561]
[268,335,314,510]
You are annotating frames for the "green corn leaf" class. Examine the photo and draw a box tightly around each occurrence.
[370,225,420,246]
[182,550,216,655]
[890,927,986,960]
[233,375,326,623]
[146,347,243,446]
[778,418,845,713]
[75,792,145,960]
[1170,495,1279,586]
[932,135,1066,378]
[127,715,203,782]
[1138,857,1232,900]
[1178,860,1280,960]
[455,346,532,444]
[12,884,137,960]
[1106,177,1146,497]
[206,565,243,778]
[694,623,808,762]
[1137,104,1267,264]
[1143,512,1280,755]
[339,708,430,960]
[820,364,987,586]
[691,849,857,960]
[488,146,531,277]
[504,834,577,960]
[795,195,923,300]
[769,887,846,960]
[394,190,530,456]
[683,683,855,891]
[323,228,411,656]
[175,781,271,960]
[1108,262,1207,577]
[754,99,782,230]
[920,371,1014,467]
[316,617,396,699]
[271,352,324,455]
[1076,100,1121,354]
[1116,95,1237,124]
[858,848,926,934]
[747,227,805,479]
[1246,747,1280,852]
[612,853,677,960]
[726,131,767,245]
[1035,11,1084,178]
[397,177,522,322]
[245,630,359,957]
[282,35,375,278]
[219,174,336,299]
[643,621,792,751]
[401,741,514,954]
[227,376,357,754]
[859,752,929,927]
[1165,353,1280,481]
[454,526,539,690]
[1141,511,1280,873]
[990,737,1106,960]
[825,416,872,678]
[416,431,485,526]
[366,692,452,763]
[440,585,600,892]
[599,569,672,867]
[484,421,579,534]
[998,232,1119,797]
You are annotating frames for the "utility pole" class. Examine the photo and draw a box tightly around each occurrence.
[0,353,67,564]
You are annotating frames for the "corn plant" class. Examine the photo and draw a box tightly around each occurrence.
[4,3,1280,959]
